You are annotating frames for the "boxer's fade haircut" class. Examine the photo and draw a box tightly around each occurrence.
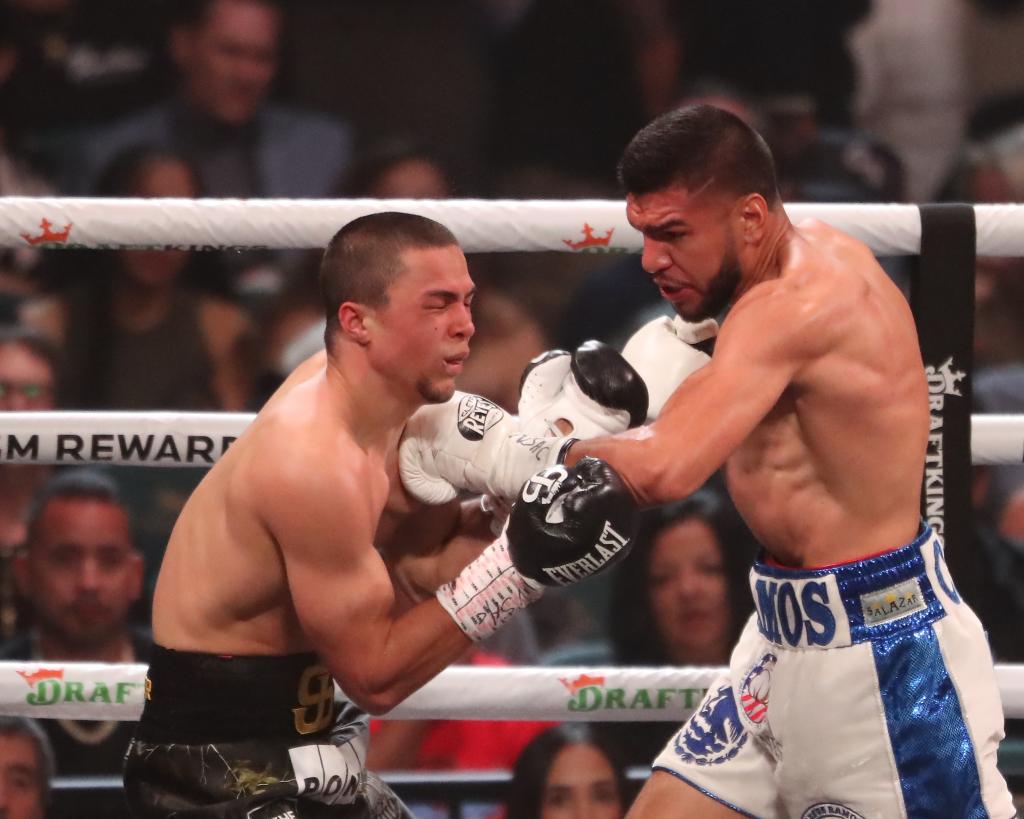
[618,104,781,206]
[319,212,459,347]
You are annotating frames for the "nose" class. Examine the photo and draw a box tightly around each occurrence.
[676,567,702,599]
[640,238,671,275]
[450,302,475,341]
[77,556,102,591]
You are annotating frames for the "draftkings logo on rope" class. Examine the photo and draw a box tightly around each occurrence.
[923,356,966,536]
[562,223,615,252]
[559,673,707,714]
[15,668,142,706]
[20,218,72,247]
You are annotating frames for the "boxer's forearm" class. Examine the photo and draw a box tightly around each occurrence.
[330,599,473,716]
[565,425,710,506]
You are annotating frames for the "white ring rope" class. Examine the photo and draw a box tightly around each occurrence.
[1,197,1022,255]
[2,662,1023,723]
[0,411,1021,466]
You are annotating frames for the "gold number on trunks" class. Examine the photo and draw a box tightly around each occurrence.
[292,664,334,735]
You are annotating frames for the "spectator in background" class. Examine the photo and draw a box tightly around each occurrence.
[850,0,969,201]
[64,0,352,299]
[0,0,171,179]
[670,1,869,129]
[0,327,57,552]
[483,0,645,196]
[0,716,54,819]
[505,724,630,819]
[602,490,756,765]
[22,146,252,410]
[1,469,151,776]
[0,327,58,643]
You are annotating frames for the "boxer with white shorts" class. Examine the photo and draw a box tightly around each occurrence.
[396,106,1016,817]
[654,524,1008,818]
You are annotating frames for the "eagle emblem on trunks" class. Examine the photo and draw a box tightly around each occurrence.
[673,684,747,765]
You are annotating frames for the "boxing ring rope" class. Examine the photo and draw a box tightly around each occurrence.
[1,196,1022,730]
[4,662,1024,722]
[2,197,1024,255]
[0,411,1021,466]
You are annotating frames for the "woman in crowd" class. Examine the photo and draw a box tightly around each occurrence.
[505,723,630,819]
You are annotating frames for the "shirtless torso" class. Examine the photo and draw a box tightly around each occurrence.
[151,244,481,711]
[566,105,1014,819]
[601,217,929,568]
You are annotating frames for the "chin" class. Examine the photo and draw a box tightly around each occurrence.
[417,378,456,404]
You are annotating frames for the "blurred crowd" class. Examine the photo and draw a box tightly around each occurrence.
[1,0,1024,815]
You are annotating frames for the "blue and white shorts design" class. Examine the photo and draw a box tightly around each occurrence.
[653,524,1015,818]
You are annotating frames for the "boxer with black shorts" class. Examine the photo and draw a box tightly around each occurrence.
[123,212,642,817]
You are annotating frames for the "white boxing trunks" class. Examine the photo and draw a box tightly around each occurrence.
[652,524,1016,819]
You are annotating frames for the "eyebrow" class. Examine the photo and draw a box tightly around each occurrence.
[6,762,39,779]
[643,219,689,234]
[423,287,476,301]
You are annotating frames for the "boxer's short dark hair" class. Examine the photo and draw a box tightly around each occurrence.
[619,104,781,205]
[319,212,459,345]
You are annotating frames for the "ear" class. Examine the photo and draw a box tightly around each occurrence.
[338,302,374,346]
[736,193,769,243]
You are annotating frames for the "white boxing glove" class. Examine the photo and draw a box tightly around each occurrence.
[621,315,717,420]
[518,340,649,439]
[399,391,575,504]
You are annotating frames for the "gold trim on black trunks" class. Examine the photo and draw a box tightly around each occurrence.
[292,664,334,735]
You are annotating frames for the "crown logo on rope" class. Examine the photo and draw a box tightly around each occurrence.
[559,673,605,694]
[16,668,64,687]
[21,218,72,246]
[563,223,614,251]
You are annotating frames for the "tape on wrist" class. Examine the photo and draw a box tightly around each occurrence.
[436,536,542,641]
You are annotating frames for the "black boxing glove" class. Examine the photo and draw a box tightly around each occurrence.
[435,457,639,640]
[518,341,649,438]
[508,457,639,586]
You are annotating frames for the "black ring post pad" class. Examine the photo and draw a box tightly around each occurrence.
[912,204,976,551]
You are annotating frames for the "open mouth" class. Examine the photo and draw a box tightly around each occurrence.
[444,353,468,373]
[658,281,693,300]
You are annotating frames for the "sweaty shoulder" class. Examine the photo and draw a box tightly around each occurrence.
[726,221,877,359]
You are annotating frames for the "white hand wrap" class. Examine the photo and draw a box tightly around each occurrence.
[621,315,717,419]
[399,391,573,504]
[436,532,543,641]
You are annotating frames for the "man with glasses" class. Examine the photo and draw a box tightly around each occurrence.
[0,326,59,640]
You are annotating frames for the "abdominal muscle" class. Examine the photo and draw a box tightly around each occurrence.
[725,387,925,568]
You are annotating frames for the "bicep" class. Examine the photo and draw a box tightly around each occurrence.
[660,318,794,447]
[264,474,395,671]
[583,301,804,501]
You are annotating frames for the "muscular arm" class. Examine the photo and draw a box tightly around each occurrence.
[381,498,493,605]
[569,284,823,504]
[257,451,472,715]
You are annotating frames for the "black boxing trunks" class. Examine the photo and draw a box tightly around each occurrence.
[123,646,412,818]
